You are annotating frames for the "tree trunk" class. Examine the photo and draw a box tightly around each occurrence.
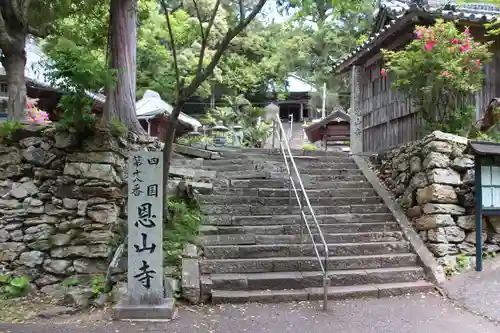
[2,44,27,122]
[103,0,145,135]
[162,106,182,218]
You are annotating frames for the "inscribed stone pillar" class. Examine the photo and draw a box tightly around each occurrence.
[350,65,363,154]
[113,151,175,320]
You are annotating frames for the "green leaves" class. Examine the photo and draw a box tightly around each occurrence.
[382,19,492,135]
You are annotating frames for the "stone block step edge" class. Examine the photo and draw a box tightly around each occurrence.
[198,232,405,246]
[198,222,401,234]
[199,253,420,274]
[203,266,425,289]
[209,280,435,304]
[202,241,412,259]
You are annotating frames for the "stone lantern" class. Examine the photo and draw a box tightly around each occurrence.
[232,124,244,147]
[186,129,201,147]
[209,121,229,147]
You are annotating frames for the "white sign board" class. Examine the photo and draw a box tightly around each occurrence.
[127,151,164,305]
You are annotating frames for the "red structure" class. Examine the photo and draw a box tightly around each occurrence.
[303,108,350,150]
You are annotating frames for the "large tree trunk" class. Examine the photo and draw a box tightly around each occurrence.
[1,39,27,122]
[103,0,145,135]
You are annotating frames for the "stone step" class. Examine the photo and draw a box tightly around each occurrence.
[199,222,400,235]
[296,168,362,175]
[197,195,382,206]
[203,241,411,259]
[225,147,349,156]
[201,204,390,216]
[200,253,419,274]
[215,149,349,159]
[228,179,372,190]
[206,267,425,291]
[199,232,404,246]
[292,174,366,182]
[210,281,434,304]
[213,188,376,197]
[202,213,395,226]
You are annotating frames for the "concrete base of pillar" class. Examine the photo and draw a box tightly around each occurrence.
[112,298,176,321]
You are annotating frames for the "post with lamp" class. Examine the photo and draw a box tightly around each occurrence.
[264,103,280,149]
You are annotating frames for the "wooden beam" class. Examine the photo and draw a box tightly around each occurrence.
[364,31,414,68]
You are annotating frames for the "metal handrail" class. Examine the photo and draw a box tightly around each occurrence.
[274,114,330,311]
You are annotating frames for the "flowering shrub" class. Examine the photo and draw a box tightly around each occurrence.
[381,20,492,135]
[25,98,51,125]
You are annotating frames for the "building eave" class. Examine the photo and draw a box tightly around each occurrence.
[333,3,500,74]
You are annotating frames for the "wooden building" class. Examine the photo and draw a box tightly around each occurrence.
[303,108,350,149]
[136,90,202,141]
[265,74,316,122]
[333,0,500,153]
[0,38,105,121]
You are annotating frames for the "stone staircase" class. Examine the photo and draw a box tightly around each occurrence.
[196,148,434,303]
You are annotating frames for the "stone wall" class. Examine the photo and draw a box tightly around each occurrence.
[0,125,162,297]
[373,131,500,265]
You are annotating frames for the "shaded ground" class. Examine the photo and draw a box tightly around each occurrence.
[0,292,499,333]
[443,256,500,324]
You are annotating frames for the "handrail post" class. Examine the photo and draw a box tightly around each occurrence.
[323,251,329,311]
[272,120,276,149]
[288,174,292,206]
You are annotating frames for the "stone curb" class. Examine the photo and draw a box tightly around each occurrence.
[353,155,446,285]
[181,244,203,304]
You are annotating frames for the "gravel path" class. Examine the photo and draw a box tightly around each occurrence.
[0,293,498,333]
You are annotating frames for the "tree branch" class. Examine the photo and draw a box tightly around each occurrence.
[193,0,221,79]
[183,0,268,98]
[238,0,245,23]
[191,0,205,42]
[0,9,13,46]
[159,0,182,95]
[27,24,50,38]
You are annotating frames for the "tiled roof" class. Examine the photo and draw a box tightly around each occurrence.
[333,2,500,72]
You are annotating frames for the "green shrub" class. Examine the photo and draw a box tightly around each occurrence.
[382,19,492,135]
[55,95,97,139]
[301,144,317,151]
[0,121,23,142]
[163,198,201,276]
[0,275,30,298]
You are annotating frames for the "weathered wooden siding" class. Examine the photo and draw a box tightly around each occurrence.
[360,59,421,152]
[476,41,500,119]
[360,42,500,153]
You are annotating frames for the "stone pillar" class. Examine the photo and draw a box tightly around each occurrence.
[350,65,363,154]
[299,103,304,122]
[113,151,175,320]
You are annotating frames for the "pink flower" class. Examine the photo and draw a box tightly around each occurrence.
[451,39,459,44]
[475,59,481,66]
[380,69,387,77]
[458,45,466,52]
[415,29,422,39]
[424,42,435,51]
[464,28,470,35]
[464,43,471,50]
